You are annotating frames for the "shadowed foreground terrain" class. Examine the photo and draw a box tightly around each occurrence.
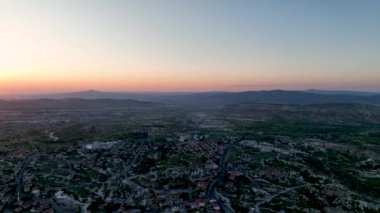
[0,99,379,212]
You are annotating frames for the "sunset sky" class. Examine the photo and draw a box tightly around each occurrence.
[1,0,380,95]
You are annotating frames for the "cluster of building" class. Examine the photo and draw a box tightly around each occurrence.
[1,130,379,213]
[0,134,230,212]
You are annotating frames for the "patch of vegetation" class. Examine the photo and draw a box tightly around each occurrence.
[156,153,201,171]
[118,132,148,140]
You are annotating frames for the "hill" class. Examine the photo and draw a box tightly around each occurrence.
[6,90,380,106]
[174,90,380,106]
[0,98,156,111]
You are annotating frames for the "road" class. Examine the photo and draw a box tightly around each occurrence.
[3,153,34,213]
[206,141,238,213]
[15,155,34,203]
[206,143,229,198]
[106,143,146,191]
[49,132,59,141]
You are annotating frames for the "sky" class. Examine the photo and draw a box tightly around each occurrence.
[0,0,380,95]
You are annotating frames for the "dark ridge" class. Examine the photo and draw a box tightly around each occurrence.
[2,90,380,106]
[0,98,157,111]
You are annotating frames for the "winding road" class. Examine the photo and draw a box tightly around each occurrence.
[206,140,238,213]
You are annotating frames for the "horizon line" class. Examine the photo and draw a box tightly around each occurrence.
[1,88,380,99]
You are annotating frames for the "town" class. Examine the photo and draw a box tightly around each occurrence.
[0,101,379,212]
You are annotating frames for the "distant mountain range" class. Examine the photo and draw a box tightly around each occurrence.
[2,89,380,106]
[0,98,155,110]
[32,90,187,102]
[305,89,380,96]
[173,90,380,105]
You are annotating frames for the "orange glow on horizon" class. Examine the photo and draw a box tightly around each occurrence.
[0,71,235,94]
[1,70,379,95]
